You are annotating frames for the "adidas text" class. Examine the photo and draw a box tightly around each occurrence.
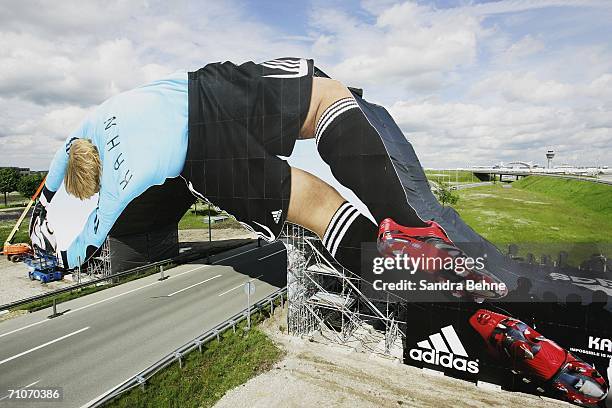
[409,349,479,374]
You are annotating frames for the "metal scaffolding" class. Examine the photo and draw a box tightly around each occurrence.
[84,238,112,279]
[280,223,404,357]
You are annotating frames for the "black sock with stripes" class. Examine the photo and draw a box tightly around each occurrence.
[322,201,378,275]
[316,98,427,227]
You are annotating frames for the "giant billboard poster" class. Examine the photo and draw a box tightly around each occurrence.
[30,57,610,406]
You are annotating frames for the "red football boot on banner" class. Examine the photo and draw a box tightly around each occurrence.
[376,218,507,301]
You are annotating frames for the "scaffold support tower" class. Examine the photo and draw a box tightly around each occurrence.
[280,223,404,357]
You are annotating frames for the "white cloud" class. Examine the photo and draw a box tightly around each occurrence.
[310,2,482,92]
[0,0,309,168]
[470,71,575,104]
[498,34,545,63]
[437,0,609,18]
[302,1,611,168]
[1,0,611,171]
[389,99,611,167]
[587,74,612,100]
[0,97,92,169]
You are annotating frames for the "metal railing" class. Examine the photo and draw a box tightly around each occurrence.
[0,258,175,312]
[0,240,259,312]
[88,287,287,407]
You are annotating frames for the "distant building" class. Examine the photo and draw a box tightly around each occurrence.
[0,166,31,176]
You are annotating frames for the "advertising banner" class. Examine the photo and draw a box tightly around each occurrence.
[29,58,610,406]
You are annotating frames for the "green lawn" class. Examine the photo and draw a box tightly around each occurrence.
[425,169,487,184]
[179,204,241,230]
[0,222,29,245]
[107,312,284,408]
[0,192,28,209]
[0,192,30,244]
[452,176,612,261]
[513,176,612,217]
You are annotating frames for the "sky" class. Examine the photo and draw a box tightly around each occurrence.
[1,0,611,171]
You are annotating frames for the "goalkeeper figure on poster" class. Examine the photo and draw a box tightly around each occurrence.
[31,57,506,300]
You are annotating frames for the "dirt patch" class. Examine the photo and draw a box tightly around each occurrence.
[214,307,563,408]
[0,309,27,321]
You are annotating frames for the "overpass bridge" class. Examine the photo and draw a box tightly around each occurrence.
[458,167,612,186]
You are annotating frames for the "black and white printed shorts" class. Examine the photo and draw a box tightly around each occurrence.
[181,57,314,240]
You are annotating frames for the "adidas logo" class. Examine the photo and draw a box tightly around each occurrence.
[261,58,308,78]
[409,325,479,374]
[271,209,282,224]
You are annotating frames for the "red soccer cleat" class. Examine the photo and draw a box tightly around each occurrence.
[376,218,507,300]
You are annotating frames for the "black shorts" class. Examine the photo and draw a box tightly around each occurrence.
[181,57,314,240]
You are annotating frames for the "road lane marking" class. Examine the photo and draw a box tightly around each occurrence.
[0,380,39,401]
[0,264,211,339]
[0,320,48,340]
[212,246,261,264]
[257,248,286,261]
[0,245,268,339]
[172,264,209,278]
[167,275,222,297]
[66,265,217,311]
[218,275,263,297]
[0,327,89,366]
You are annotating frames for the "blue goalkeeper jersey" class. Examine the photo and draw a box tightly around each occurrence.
[44,72,189,268]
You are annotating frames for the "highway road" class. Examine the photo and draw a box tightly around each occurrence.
[0,241,287,407]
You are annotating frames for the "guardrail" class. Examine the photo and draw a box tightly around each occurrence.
[88,286,287,407]
[0,258,175,312]
[462,169,612,186]
[0,240,259,312]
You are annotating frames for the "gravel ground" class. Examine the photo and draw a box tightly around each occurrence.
[0,257,72,306]
[214,307,567,408]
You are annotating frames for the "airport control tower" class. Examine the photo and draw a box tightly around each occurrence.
[546,149,555,169]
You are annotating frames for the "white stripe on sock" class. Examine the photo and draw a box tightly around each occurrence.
[325,205,358,256]
[315,100,359,145]
[314,98,354,138]
[322,202,352,247]
[315,98,356,136]
[316,103,359,145]
[330,208,360,257]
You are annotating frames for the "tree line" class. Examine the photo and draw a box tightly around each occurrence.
[0,168,46,206]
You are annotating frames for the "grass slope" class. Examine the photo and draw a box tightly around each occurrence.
[424,169,482,184]
[107,314,284,408]
[513,176,612,217]
[453,176,612,261]
[0,222,29,245]
[178,205,241,230]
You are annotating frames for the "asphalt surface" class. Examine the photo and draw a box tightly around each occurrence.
[0,241,287,407]
[0,207,30,223]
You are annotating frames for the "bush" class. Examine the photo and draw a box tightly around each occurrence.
[18,173,45,199]
[434,181,460,207]
[0,168,21,206]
